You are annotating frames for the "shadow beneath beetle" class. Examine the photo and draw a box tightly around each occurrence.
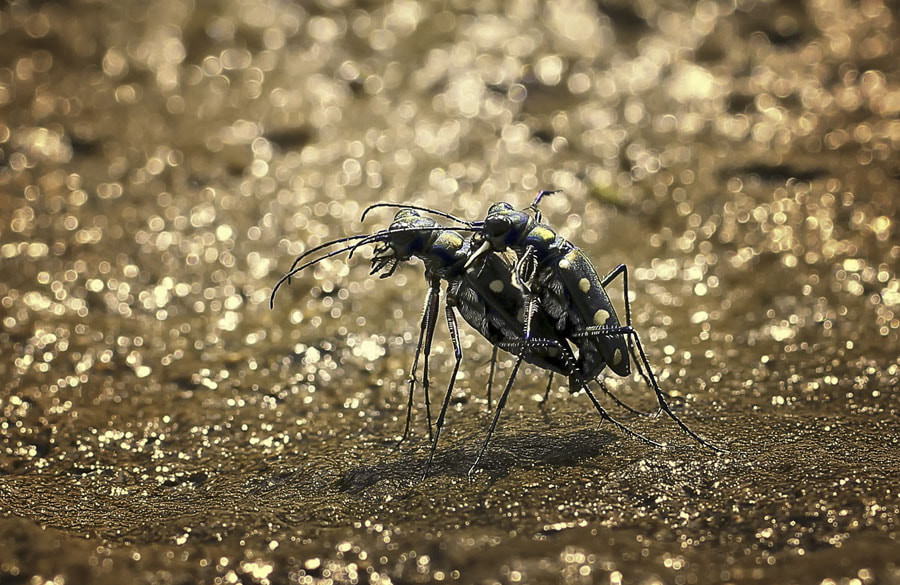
[337,428,619,492]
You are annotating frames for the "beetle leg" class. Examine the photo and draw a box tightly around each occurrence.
[596,377,654,416]
[514,249,541,350]
[541,372,555,405]
[575,324,730,453]
[469,354,522,477]
[468,335,569,475]
[420,279,441,440]
[422,304,464,481]
[486,345,498,409]
[578,381,665,448]
[396,280,440,448]
[599,263,655,394]
[513,246,538,291]
[624,327,730,453]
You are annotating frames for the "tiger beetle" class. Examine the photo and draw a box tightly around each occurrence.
[464,190,728,454]
[271,207,662,479]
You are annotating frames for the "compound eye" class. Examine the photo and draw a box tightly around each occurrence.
[389,219,411,233]
[487,202,513,214]
[393,209,420,220]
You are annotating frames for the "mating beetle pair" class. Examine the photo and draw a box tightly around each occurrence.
[270,191,725,479]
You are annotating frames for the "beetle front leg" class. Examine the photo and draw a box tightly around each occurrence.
[420,280,441,439]
[397,280,440,447]
[422,303,464,481]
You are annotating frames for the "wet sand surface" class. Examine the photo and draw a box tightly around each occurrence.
[1,1,899,583]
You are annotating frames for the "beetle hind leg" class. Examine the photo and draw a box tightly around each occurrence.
[573,324,730,453]
[578,381,664,448]
[596,378,656,416]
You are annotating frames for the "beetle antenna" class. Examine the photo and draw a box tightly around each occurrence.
[287,234,379,277]
[530,189,562,210]
[272,226,480,308]
[361,202,483,227]
[270,233,387,308]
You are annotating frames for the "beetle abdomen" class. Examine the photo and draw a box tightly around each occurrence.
[552,249,630,377]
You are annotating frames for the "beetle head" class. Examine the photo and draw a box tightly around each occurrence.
[368,210,440,277]
[481,202,532,251]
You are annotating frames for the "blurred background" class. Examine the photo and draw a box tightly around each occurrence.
[1,0,899,583]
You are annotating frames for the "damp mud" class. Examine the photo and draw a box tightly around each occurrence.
[1,1,899,583]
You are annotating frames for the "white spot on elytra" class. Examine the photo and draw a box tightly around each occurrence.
[579,278,591,293]
[558,259,571,270]
[489,280,504,292]
[613,348,623,365]
[593,309,610,326]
